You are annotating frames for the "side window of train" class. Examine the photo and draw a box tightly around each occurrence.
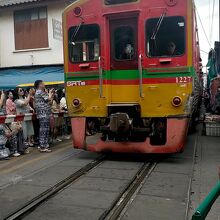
[146,16,185,57]
[68,24,100,63]
[105,0,137,5]
[114,26,135,61]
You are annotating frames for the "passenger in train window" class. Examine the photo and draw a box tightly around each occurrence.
[167,42,176,56]
[167,42,181,56]
[146,16,185,57]
[120,44,134,60]
[114,26,135,60]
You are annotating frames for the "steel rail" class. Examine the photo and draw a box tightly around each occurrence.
[4,155,106,220]
[99,161,157,220]
[184,135,199,220]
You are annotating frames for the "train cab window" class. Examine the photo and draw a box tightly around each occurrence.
[105,0,137,5]
[114,26,135,60]
[68,24,100,63]
[146,16,185,57]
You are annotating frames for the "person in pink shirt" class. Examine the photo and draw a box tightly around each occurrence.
[6,90,16,115]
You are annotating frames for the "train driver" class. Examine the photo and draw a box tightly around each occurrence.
[121,44,134,60]
[167,41,180,56]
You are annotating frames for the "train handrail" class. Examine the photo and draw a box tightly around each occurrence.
[138,54,144,98]
[191,181,220,220]
[98,56,104,98]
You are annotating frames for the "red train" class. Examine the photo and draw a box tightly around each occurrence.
[63,0,202,153]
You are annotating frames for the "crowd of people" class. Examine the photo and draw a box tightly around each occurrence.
[0,80,70,160]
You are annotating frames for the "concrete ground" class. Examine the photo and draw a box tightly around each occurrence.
[0,140,100,219]
[0,140,76,189]
[0,128,219,220]
[189,135,220,220]
[121,130,220,220]
[121,134,197,220]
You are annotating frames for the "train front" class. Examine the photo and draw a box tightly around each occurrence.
[63,0,201,153]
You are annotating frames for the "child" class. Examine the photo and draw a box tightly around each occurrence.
[0,124,10,159]
[6,122,22,157]
[0,122,22,158]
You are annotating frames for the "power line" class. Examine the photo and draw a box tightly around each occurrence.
[200,49,209,54]
[210,0,216,43]
[219,0,220,41]
[209,0,211,41]
[195,6,212,47]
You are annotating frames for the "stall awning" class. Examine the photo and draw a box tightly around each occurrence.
[0,66,64,89]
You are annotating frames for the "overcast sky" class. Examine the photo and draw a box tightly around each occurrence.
[195,0,219,66]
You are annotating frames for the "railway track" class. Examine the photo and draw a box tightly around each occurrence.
[103,139,198,220]
[4,155,106,220]
[4,146,198,220]
[184,135,199,220]
[4,153,159,220]
[99,140,198,220]
[100,161,157,220]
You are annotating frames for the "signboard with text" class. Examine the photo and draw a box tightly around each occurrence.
[52,19,62,41]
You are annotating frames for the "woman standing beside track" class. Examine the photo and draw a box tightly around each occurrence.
[6,90,16,115]
[34,80,54,153]
[14,87,34,149]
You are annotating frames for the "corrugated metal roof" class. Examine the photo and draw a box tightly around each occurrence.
[0,0,42,7]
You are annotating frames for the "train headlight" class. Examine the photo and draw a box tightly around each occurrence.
[73,98,81,108]
[172,96,182,107]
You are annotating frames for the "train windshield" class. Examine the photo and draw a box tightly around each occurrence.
[105,0,137,5]
[146,16,185,57]
[68,24,100,63]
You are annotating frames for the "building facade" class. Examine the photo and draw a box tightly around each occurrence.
[0,0,69,68]
[0,0,75,88]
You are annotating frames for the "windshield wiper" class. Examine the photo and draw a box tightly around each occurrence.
[70,17,84,45]
[151,10,167,40]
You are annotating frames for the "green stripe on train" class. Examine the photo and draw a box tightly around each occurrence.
[65,66,196,81]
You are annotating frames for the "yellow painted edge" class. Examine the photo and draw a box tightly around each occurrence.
[63,0,90,14]
[187,0,193,66]
[63,0,90,73]
[62,11,68,74]
[18,81,64,88]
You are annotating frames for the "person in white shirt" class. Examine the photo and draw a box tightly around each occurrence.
[60,89,67,111]
[59,89,70,139]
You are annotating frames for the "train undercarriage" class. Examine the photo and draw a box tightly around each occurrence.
[98,104,167,145]
[71,104,190,154]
